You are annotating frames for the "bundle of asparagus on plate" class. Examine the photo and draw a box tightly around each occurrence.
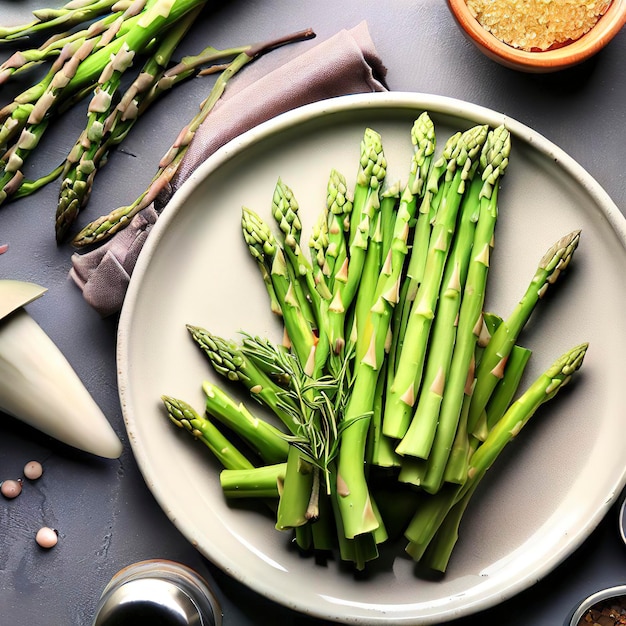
[162,113,587,573]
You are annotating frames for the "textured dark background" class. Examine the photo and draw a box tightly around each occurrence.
[0,2,625,624]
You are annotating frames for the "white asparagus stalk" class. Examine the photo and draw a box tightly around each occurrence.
[0,280,122,459]
[0,278,46,319]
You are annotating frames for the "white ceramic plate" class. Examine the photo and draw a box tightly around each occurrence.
[117,92,626,624]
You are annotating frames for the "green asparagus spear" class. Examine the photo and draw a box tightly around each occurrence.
[326,128,386,358]
[378,113,436,312]
[220,463,286,499]
[55,6,201,241]
[0,11,123,83]
[161,395,253,470]
[367,357,401,468]
[186,325,301,434]
[311,170,353,374]
[467,229,581,439]
[384,124,488,442]
[276,446,315,529]
[405,342,588,568]
[351,210,384,361]
[0,0,130,41]
[241,207,317,371]
[484,344,532,431]
[335,289,392,538]
[0,0,209,207]
[467,341,588,485]
[394,174,482,480]
[309,205,331,294]
[414,481,478,572]
[72,28,316,246]
[365,115,436,469]
[202,381,290,465]
[442,312,504,484]
[388,128,457,383]
[323,169,352,285]
[271,179,318,326]
[379,181,401,263]
[328,460,380,570]
[55,41,141,241]
[348,128,387,246]
[396,126,510,480]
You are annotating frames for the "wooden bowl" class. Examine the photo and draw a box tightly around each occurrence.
[447,0,626,72]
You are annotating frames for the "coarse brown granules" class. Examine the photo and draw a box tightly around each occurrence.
[577,595,626,625]
[466,0,612,51]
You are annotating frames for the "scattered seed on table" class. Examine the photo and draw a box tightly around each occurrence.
[24,461,43,480]
[1,479,23,499]
[35,527,58,549]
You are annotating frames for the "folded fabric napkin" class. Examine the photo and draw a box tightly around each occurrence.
[69,21,388,317]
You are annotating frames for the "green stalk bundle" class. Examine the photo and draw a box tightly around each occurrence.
[161,118,587,573]
[0,1,315,242]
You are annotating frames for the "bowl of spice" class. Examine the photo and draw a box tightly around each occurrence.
[447,0,626,72]
[566,585,626,626]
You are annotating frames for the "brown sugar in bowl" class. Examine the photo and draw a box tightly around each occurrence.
[447,0,626,72]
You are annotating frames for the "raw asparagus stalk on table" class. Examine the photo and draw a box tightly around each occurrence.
[72,28,315,247]
[55,6,202,241]
[0,0,131,42]
[0,2,315,241]
[158,119,587,573]
[0,0,208,204]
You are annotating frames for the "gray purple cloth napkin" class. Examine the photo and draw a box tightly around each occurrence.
[69,21,388,317]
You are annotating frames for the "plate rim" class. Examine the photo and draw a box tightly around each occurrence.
[117,91,626,624]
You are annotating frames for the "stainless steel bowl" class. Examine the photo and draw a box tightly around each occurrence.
[566,584,626,626]
[92,560,221,626]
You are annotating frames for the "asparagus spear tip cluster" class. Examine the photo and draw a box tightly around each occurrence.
[161,116,587,573]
